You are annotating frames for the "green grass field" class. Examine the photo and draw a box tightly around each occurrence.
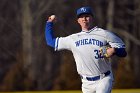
[1,89,140,93]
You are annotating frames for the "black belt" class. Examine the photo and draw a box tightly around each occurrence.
[81,71,110,81]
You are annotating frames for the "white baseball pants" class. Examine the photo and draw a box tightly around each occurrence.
[81,72,114,93]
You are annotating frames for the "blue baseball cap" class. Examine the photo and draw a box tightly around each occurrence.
[76,7,93,17]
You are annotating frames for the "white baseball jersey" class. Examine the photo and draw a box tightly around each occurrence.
[55,27,125,77]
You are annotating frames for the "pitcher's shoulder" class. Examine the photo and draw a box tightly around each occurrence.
[94,27,107,32]
[69,31,84,37]
[90,27,107,34]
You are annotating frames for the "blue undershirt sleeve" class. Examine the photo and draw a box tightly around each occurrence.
[115,48,127,57]
[45,22,56,48]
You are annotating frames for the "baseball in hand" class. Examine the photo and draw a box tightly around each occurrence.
[50,15,56,20]
[47,15,57,22]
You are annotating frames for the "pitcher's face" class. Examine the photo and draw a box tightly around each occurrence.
[77,14,93,29]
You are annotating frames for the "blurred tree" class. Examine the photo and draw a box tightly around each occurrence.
[21,0,33,69]
[0,0,22,90]
[20,0,62,90]
[132,0,140,87]
[106,0,140,88]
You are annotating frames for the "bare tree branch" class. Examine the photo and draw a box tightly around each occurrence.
[106,0,114,30]
[113,29,140,46]
[21,0,33,69]
[33,0,55,23]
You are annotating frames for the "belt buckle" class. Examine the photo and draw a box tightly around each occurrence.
[100,73,105,79]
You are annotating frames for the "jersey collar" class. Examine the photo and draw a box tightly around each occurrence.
[81,26,97,33]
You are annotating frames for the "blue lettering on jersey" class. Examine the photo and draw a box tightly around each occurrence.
[75,38,103,47]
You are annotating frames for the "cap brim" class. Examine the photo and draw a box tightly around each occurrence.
[77,13,93,18]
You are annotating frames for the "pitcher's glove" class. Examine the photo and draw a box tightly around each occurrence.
[99,46,110,58]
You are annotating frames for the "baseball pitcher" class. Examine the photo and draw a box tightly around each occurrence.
[45,6,127,93]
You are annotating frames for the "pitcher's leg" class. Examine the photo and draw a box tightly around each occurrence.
[81,79,96,93]
[96,74,114,93]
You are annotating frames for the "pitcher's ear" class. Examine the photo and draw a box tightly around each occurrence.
[77,19,80,24]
